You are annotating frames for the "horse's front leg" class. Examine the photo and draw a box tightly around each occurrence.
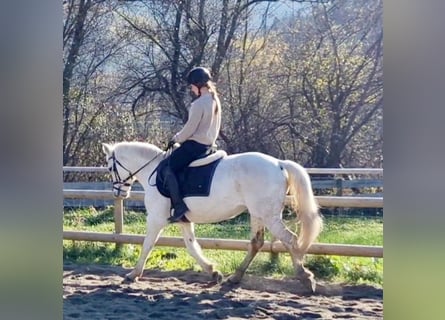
[125,206,169,281]
[179,222,223,283]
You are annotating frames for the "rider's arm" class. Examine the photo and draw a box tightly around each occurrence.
[173,101,204,143]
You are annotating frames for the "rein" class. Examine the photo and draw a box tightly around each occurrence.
[109,151,163,189]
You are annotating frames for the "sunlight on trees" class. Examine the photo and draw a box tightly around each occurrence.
[63,0,382,169]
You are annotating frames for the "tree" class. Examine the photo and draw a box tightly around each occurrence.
[63,0,124,166]
[277,0,383,167]
[221,4,290,155]
[62,0,382,171]
[109,0,327,141]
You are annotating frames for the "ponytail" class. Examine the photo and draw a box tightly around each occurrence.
[207,81,220,115]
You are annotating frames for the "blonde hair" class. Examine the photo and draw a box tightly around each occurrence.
[206,81,220,115]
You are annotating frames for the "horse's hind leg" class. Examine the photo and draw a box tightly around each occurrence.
[179,222,223,283]
[267,217,316,292]
[227,217,265,284]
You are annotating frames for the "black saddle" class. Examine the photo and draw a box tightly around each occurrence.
[155,151,224,198]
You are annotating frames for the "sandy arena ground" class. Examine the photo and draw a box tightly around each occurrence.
[63,263,382,319]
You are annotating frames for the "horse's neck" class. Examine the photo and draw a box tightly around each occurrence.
[128,150,163,191]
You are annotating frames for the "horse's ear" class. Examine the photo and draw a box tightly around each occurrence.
[102,143,112,156]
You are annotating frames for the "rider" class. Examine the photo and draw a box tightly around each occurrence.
[162,66,222,223]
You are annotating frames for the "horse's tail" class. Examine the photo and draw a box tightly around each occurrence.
[280,160,323,253]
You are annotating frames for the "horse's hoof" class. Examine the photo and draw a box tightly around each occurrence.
[212,271,223,284]
[123,273,138,283]
[227,274,242,284]
[122,277,132,284]
[300,277,317,293]
[297,268,316,293]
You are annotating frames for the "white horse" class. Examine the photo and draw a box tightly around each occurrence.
[102,141,323,291]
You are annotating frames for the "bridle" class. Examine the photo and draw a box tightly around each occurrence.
[108,151,162,194]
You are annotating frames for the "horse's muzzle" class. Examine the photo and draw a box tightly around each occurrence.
[113,182,131,199]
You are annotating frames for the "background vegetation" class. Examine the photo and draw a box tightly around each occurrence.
[63,207,383,286]
[63,0,382,171]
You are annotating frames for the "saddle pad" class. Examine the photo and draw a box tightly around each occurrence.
[156,158,222,198]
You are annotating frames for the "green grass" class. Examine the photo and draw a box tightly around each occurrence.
[63,207,383,286]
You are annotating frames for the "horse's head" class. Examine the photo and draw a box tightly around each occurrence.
[102,143,136,199]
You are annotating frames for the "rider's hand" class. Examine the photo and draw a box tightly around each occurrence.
[166,139,175,150]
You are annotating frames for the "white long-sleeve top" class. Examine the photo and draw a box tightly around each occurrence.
[173,92,221,146]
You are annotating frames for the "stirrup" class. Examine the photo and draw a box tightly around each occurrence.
[168,215,183,223]
[168,208,189,223]
[168,213,188,223]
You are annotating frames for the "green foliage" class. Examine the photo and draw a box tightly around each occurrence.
[305,255,383,285]
[343,257,383,284]
[318,216,383,246]
[63,241,139,266]
[305,256,341,279]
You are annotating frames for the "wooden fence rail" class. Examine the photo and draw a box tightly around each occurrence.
[63,231,383,258]
[63,167,383,258]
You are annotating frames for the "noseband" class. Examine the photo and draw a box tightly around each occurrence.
[108,151,162,193]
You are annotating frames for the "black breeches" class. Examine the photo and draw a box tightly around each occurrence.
[163,140,209,172]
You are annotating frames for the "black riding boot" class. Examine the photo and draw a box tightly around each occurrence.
[163,167,190,223]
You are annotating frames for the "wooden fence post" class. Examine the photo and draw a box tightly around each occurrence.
[335,178,344,215]
[114,198,124,250]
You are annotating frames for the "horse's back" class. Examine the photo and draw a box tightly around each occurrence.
[223,152,284,177]
[184,151,288,223]
[212,151,287,197]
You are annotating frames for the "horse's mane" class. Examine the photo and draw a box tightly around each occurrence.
[113,141,163,158]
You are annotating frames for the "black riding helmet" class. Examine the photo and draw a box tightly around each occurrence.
[186,67,212,88]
